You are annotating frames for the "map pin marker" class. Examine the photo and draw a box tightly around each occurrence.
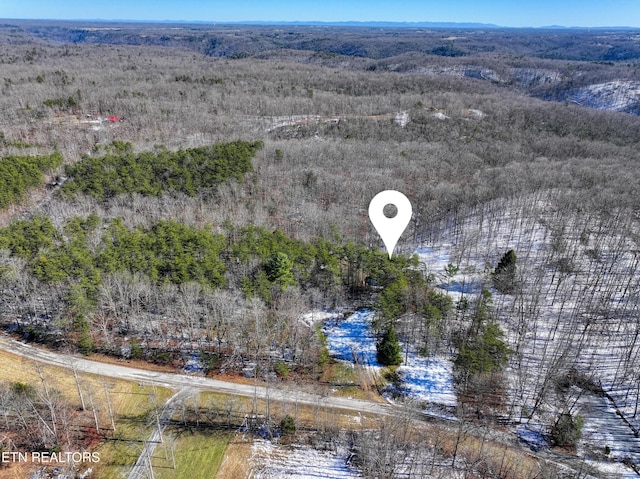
[369,190,412,259]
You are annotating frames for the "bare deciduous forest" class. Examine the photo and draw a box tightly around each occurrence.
[1,19,640,478]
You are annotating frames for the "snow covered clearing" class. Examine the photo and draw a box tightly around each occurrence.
[249,439,361,478]
[392,353,457,407]
[324,309,379,366]
[323,309,457,408]
[248,437,472,479]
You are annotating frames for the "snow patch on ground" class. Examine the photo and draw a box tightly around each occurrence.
[324,310,457,407]
[394,354,457,407]
[415,245,452,275]
[416,245,483,297]
[299,310,342,328]
[250,439,361,478]
[324,309,379,366]
[570,80,640,112]
[517,423,548,451]
[395,110,410,127]
[462,108,486,119]
[183,352,205,374]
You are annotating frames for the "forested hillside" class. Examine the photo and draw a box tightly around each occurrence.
[1,21,640,478]
[0,18,638,388]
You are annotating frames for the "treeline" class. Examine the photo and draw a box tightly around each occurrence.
[0,152,62,210]
[0,215,419,295]
[0,214,427,362]
[1,212,486,381]
[61,140,262,200]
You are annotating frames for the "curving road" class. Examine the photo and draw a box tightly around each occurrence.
[0,334,620,478]
[0,334,393,417]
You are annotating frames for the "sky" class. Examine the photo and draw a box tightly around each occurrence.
[2,0,640,28]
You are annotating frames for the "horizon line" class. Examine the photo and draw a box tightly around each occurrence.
[2,18,639,30]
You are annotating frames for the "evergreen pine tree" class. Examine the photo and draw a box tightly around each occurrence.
[455,289,512,375]
[377,325,403,366]
[265,252,295,288]
[492,249,517,293]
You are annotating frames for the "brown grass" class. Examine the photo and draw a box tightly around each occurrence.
[422,422,541,479]
[0,349,98,409]
[0,349,173,413]
[319,361,386,402]
[216,434,254,479]
[0,350,41,383]
[0,349,175,479]
[0,351,541,479]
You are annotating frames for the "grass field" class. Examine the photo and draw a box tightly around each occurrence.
[0,349,88,405]
[90,382,173,478]
[152,430,233,479]
[217,435,254,479]
[322,361,358,386]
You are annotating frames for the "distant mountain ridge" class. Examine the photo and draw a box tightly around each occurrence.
[227,20,503,28]
[4,18,638,29]
[5,20,640,63]
[230,21,639,29]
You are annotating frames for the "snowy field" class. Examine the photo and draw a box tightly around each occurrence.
[323,310,457,407]
[248,437,470,479]
[249,439,361,478]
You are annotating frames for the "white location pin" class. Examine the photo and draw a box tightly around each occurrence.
[368,190,412,259]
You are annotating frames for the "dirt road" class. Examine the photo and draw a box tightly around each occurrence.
[0,334,393,417]
[0,334,620,478]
